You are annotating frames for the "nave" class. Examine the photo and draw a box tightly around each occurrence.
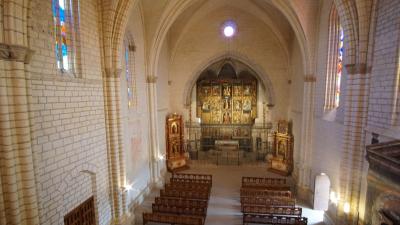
[134,164,324,225]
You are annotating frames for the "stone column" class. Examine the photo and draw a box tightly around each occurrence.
[297,75,316,203]
[338,64,370,224]
[146,75,162,185]
[0,43,39,225]
[102,68,127,224]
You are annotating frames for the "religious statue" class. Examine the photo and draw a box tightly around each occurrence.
[212,85,220,96]
[234,100,241,111]
[233,86,242,96]
[223,99,230,109]
[223,85,231,96]
[171,122,178,134]
[223,112,231,123]
[202,101,210,111]
[243,99,251,111]
[203,87,210,96]
[243,85,251,95]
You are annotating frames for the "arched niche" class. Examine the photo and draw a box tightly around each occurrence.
[183,52,276,109]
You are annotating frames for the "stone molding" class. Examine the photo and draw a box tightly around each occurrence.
[146,76,158,83]
[345,63,372,74]
[266,103,275,108]
[104,68,122,78]
[304,75,316,82]
[0,43,35,63]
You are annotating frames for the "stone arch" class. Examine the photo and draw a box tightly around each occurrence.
[168,2,291,65]
[144,0,312,80]
[110,0,142,69]
[182,51,276,108]
[332,0,359,65]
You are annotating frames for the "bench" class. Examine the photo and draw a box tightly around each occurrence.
[243,214,308,225]
[170,178,212,186]
[240,197,296,210]
[143,212,204,225]
[242,205,302,217]
[154,197,208,209]
[240,188,292,198]
[172,173,212,183]
[165,183,211,193]
[242,177,290,190]
[152,204,207,217]
[160,189,209,200]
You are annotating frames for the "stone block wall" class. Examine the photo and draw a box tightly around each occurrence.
[28,0,111,224]
[367,0,400,131]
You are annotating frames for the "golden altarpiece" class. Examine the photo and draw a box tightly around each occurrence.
[196,64,258,154]
[185,61,293,168]
[165,114,188,171]
[267,120,294,176]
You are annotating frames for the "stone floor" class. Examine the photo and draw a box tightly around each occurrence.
[134,162,325,225]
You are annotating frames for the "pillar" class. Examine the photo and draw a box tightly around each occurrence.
[0,43,40,225]
[297,75,316,203]
[146,75,162,185]
[102,68,128,224]
[338,64,370,224]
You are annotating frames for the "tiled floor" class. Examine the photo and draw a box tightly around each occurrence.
[134,162,325,225]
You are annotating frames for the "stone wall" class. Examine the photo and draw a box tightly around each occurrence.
[29,0,111,224]
[367,0,400,134]
[121,4,153,211]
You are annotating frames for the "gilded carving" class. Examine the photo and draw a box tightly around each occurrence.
[197,80,257,125]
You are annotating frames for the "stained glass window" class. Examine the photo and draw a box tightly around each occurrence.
[125,43,137,108]
[53,0,70,71]
[335,27,344,107]
[324,6,344,111]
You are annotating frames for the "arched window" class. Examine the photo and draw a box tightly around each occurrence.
[124,39,137,108]
[52,0,79,73]
[325,5,344,110]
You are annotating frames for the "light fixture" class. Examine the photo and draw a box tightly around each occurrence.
[343,202,350,214]
[222,20,237,38]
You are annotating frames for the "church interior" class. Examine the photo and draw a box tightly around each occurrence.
[0,0,399,225]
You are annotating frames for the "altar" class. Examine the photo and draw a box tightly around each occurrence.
[215,140,239,151]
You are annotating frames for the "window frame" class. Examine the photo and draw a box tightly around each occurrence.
[52,0,81,76]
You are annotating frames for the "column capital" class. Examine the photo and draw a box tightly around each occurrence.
[304,75,316,82]
[146,76,158,83]
[0,43,35,64]
[345,63,371,74]
[104,68,122,78]
[266,103,275,109]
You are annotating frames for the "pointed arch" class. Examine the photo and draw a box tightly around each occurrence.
[182,51,276,108]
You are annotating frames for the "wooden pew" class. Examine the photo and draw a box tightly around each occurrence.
[165,183,211,193]
[154,197,208,209]
[143,212,204,225]
[172,173,212,183]
[160,189,209,200]
[243,214,308,225]
[240,188,292,198]
[152,204,207,217]
[242,177,290,190]
[240,196,296,211]
[242,205,302,217]
[170,178,212,187]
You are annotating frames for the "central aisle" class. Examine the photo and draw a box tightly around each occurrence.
[134,163,324,225]
[185,164,285,225]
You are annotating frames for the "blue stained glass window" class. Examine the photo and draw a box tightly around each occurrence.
[335,27,344,107]
[53,0,70,71]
